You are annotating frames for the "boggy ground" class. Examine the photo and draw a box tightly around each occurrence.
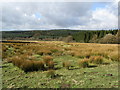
[1,41,119,88]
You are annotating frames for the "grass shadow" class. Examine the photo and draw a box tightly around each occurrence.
[102,62,110,65]
[50,74,63,79]
[88,65,97,68]
[1,65,9,68]
[54,67,62,70]
[54,74,63,78]
[68,67,80,70]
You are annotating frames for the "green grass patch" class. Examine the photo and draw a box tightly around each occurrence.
[2,57,119,88]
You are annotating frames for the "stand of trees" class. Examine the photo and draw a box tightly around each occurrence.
[2,29,119,44]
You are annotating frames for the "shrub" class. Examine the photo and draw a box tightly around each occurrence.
[99,34,117,44]
[63,36,74,43]
[78,59,89,68]
[89,34,99,43]
[46,70,55,78]
[62,61,71,70]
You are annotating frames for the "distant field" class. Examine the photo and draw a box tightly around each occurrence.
[1,40,119,88]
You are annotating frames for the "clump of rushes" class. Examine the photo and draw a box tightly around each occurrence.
[7,58,13,63]
[94,56,104,64]
[63,61,71,70]
[33,60,45,71]
[68,51,75,56]
[89,56,95,63]
[42,55,53,66]
[78,59,89,68]
[46,70,56,78]
[90,56,104,64]
[36,51,44,56]
[11,56,24,68]
[109,52,119,61]
[47,61,54,69]
[20,60,34,73]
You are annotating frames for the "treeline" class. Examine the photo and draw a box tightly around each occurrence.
[1,29,119,44]
[72,30,118,43]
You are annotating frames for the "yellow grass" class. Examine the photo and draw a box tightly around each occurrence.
[1,40,119,72]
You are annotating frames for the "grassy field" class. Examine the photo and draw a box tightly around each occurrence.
[1,41,119,88]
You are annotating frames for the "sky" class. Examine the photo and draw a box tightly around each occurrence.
[0,0,119,31]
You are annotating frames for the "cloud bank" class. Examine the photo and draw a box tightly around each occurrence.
[1,0,119,31]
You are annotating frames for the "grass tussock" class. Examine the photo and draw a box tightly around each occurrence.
[32,60,45,70]
[47,61,54,69]
[11,56,24,68]
[89,56,104,64]
[63,61,71,70]
[42,55,53,65]
[2,41,118,73]
[78,59,89,68]
[20,60,34,72]
[10,56,45,72]
[109,51,119,61]
[46,70,55,78]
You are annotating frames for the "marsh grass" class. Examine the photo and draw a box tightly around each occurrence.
[42,55,53,66]
[109,51,119,61]
[47,61,54,69]
[78,59,89,68]
[46,70,55,78]
[89,56,104,64]
[63,61,71,70]
[32,60,45,70]
[20,60,34,72]
[2,42,119,73]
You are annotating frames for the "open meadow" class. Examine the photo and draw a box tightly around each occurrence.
[1,41,119,88]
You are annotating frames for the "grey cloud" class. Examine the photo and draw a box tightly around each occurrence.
[1,2,118,30]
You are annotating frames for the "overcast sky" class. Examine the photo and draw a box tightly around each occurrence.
[0,0,119,31]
